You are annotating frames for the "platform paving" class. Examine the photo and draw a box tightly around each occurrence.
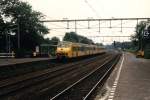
[111,52,150,100]
[0,58,53,67]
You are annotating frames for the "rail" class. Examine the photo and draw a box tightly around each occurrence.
[0,53,108,98]
[50,54,120,100]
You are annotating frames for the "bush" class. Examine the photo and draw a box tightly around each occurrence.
[15,49,33,58]
[144,44,150,59]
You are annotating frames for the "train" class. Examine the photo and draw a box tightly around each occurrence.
[56,41,105,60]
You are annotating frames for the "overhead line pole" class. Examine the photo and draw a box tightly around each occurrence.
[99,20,100,33]
[75,20,77,33]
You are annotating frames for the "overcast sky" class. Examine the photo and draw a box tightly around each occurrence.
[22,0,150,44]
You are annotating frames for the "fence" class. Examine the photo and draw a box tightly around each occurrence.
[0,52,15,58]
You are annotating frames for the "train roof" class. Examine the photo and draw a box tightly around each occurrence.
[59,41,104,48]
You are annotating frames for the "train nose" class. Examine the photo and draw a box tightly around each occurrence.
[59,48,65,53]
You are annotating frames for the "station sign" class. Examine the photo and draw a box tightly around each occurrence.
[143,30,150,37]
[35,46,39,53]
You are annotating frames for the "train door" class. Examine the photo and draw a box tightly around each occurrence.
[75,46,78,57]
[72,46,77,57]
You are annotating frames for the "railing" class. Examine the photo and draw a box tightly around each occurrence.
[0,52,15,58]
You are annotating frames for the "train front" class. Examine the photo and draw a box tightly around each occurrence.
[56,42,71,60]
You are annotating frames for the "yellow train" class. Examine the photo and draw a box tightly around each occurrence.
[56,41,105,59]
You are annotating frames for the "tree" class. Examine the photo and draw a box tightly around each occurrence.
[0,0,49,54]
[79,36,94,44]
[63,32,79,43]
[63,32,94,44]
[0,15,11,52]
[0,15,5,34]
[131,21,147,50]
[95,43,103,46]
[51,37,60,45]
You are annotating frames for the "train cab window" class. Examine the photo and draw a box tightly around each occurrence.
[58,43,69,48]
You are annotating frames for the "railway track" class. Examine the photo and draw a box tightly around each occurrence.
[49,53,121,100]
[0,53,112,100]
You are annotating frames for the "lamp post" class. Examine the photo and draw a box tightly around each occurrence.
[17,16,20,49]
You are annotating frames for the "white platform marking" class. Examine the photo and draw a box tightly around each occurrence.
[107,53,124,100]
[112,85,117,88]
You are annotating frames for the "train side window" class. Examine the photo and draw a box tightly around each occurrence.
[87,47,89,50]
[76,47,79,51]
[72,47,75,51]
[72,47,79,51]
[78,47,80,51]
[81,46,84,51]
[75,47,77,51]
[85,47,87,50]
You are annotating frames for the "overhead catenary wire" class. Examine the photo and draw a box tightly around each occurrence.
[84,0,100,18]
[42,17,148,43]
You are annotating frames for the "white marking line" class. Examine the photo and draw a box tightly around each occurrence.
[110,90,115,93]
[111,88,116,91]
[115,53,124,81]
[109,95,114,99]
[112,85,117,88]
[108,53,124,100]
[114,81,117,84]
[110,93,114,95]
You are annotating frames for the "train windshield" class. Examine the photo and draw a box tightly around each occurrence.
[58,42,69,48]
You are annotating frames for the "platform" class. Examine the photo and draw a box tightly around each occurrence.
[95,52,150,100]
[106,52,150,100]
[0,58,53,67]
